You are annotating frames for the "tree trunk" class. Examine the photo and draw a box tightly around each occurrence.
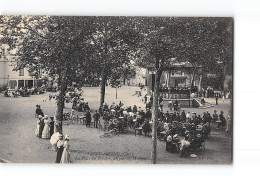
[100,73,107,107]
[151,71,161,164]
[54,71,67,134]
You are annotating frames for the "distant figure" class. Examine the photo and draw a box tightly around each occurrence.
[93,110,100,128]
[133,105,138,113]
[217,111,226,129]
[55,134,64,163]
[42,115,50,139]
[60,135,71,163]
[35,105,44,118]
[35,115,42,137]
[144,94,147,103]
[168,101,173,112]
[226,115,232,133]
[85,110,92,127]
[215,97,218,105]
[213,110,218,122]
[38,115,45,139]
[49,117,55,137]
[222,95,225,102]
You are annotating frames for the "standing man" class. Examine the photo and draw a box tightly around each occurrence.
[93,110,101,128]
[85,110,92,128]
[35,104,44,118]
[215,97,218,105]
[144,94,147,104]
[145,108,152,121]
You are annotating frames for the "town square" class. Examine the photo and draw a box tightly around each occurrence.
[0,16,233,164]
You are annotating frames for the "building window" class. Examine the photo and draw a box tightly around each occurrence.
[19,68,24,76]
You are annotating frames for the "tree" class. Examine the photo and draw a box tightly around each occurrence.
[1,16,97,133]
[85,17,142,106]
[133,17,233,163]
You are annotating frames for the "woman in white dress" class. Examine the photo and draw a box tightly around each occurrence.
[42,115,50,139]
[35,115,42,137]
[60,135,71,163]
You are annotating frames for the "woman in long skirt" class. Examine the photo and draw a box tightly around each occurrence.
[42,115,50,139]
[49,117,54,137]
[60,135,71,163]
[55,134,64,163]
[35,115,42,137]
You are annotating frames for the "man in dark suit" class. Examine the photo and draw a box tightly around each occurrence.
[93,110,100,128]
[85,110,92,127]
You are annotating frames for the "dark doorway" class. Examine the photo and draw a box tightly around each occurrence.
[25,80,33,88]
[18,80,24,88]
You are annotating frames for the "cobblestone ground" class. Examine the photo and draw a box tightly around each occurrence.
[0,86,232,164]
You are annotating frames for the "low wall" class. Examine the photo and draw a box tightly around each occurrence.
[163,98,198,108]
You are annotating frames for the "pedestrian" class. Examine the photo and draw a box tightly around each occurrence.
[35,104,44,118]
[215,97,218,105]
[226,114,232,133]
[181,110,186,122]
[144,94,147,103]
[217,111,226,129]
[212,110,218,122]
[145,108,152,120]
[42,115,51,139]
[38,115,45,139]
[49,117,54,137]
[55,134,64,163]
[93,110,100,128]
[84,102,90,111]
[222,94,225,102]
[168,101,173,112]
[186,112,191,123]
[133,105,137,113]
[60,135,71,164]
[35,115,42,137]
[85,110,92,127]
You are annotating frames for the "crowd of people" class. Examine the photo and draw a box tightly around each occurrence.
[34,104,71,163]
[33,88,231,161]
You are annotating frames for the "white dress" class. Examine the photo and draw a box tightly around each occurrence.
[60,141,71,163]
[42,119,50,139]
[35,120,40,136]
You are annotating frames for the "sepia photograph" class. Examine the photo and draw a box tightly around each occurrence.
[0,16,233,164]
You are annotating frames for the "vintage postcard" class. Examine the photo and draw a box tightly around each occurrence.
[0,16,233,164]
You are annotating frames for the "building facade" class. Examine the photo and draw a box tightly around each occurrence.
[0,57,42,89]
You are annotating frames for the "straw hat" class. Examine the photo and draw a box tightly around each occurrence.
[173,134,178,138]
[44,115,48,119]
[38,115,43,118]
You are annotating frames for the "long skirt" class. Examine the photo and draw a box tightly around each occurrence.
[42,125,50,139]
[35,124,40,136]
[166,142,174,153]
[50,124,54,137]
[39,125,44,138]
[60,148,71,163]
[55,146,64,163]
